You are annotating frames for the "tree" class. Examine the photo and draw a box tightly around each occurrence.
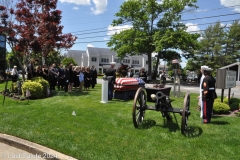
[61,57,77,67]
[0,0,77,76]
[108,0,198,77]
[192,20,240,74]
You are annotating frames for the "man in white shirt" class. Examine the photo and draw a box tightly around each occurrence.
[11,66,18,82]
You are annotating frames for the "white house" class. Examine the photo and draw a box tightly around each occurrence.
[67,47,149,74]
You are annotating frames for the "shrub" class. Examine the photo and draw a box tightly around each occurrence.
[230,98,240,104]
[9,82,18,93]
[31,77,49,96]
[223,98,229,104]
[213,101,230,114]
[21,81,43,99]
[229,102,239,111]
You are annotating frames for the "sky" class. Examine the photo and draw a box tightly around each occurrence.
[56,0,240,68]
[7,0,240,68]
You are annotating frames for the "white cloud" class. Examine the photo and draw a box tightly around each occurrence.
[59,0,108,15]
[87,44,94,47]
[220,0,240,12]
[73,7,79,10]
[185,23,200,33]
[107,25,132,36]
[59,0,91,5]
[91,0,108,15]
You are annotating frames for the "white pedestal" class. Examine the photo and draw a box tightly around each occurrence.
[100,80,108,103]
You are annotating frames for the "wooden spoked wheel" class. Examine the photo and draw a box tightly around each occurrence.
[181,91,190,134]
[132,87,147,128]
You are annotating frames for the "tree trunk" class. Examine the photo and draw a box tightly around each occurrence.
[153,52,160,79]
[147,52,152,77]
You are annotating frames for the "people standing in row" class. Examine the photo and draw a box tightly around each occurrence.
[105,62,116,100]
[90,65,97,89]
[201,67,217,124]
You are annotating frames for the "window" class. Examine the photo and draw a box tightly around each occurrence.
[146,61,148,65]
[123,59,130,64]
[114,58,121,63]
[132,60,139,64]
[92,57,97,62]
[101,58,109,63]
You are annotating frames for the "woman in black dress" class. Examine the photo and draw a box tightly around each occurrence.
[73,66,80,91]
[84,66,92,91]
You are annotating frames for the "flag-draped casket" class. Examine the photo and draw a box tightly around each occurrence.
[114,78,145,100]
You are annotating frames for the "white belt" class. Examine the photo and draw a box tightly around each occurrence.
[201,88,215,91]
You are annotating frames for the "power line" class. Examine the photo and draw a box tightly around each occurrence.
[68,13,240,35]
[73,24,239,44]
[73,19,239,40]
[71,13,240,37]
[74,19,240,39]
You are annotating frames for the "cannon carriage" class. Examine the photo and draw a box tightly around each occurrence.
[132,87,191,134]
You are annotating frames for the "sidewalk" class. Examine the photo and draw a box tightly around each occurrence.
[0,133,77,160]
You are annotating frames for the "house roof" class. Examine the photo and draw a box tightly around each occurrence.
[87,47,117,56]
[68,50,86,57]
[219,62,240,69]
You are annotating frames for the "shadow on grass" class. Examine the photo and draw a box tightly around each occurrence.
[161,118,180,132]
[184,126,203,138]
[209,121,230,125]
[138,119,156,129]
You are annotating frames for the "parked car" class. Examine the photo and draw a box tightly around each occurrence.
[186,75,198,82]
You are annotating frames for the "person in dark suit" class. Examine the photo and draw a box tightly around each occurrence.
[58,63,65,90]
[90,65,97,88]
[64,64,70,92]
[139,67,147,82]
[126,69,133,77]
[105,62,116,100]
[27,59,35,80]
[202,67,217,124]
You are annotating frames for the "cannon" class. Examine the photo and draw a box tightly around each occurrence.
[132,87,190,134]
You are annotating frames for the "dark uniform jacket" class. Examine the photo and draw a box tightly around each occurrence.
[105,68,116,84]
[202,75,217,100]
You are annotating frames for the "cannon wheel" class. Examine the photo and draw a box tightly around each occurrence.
[181,91,190,134]
[132,87,147,128]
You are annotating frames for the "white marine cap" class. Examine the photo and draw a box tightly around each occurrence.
[204,67,213,71]
[110,62,116,65]
[201,65,208,69]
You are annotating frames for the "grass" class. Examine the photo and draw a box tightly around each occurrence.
[0,82,240,160]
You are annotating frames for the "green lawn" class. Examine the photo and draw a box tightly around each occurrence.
[0,82,239,160]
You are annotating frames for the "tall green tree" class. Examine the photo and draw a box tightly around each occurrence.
[108,0,198,76]
[193,20,240,73]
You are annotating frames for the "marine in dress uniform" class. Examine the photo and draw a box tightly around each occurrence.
[201,67,217,123]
